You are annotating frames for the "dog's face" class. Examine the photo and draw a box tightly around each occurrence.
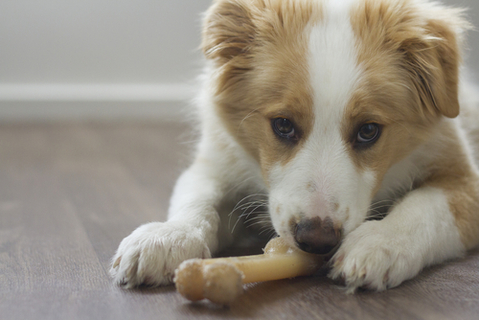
[203,0,466,253]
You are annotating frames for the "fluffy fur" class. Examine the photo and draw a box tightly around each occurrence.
[111,0,479,293]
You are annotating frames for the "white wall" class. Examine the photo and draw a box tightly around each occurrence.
[0,0,478,120]
[0,0,213,84]
[0,0,212,120]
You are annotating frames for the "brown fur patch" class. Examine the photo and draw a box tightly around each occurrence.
[328,0,479,247]
[202,0,322,181]
[344,0,471,195]
[345,1,478,247]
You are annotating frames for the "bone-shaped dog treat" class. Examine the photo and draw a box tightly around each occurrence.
[174,237,324,305]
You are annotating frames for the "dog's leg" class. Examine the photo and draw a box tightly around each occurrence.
[329,184,477,292]
[109,135,252,288]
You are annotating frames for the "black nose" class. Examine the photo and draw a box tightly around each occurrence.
[294,217,341,255]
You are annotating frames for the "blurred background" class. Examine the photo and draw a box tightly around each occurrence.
[0,0,477,121]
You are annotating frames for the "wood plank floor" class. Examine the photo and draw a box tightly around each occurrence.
[1,121,479,320]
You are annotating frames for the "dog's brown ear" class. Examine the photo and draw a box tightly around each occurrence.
[201,0,258,64]
[201,0,262,95]
[399,9,471,119]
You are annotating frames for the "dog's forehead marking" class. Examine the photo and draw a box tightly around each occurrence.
[308,0,361,132]
[280,0,366,192]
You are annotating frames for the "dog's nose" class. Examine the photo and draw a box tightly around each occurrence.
[294,217,341,255]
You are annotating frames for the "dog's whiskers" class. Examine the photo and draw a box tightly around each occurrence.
[228,193,267,229]
[233,200,268,214]
[229,193,269,234]
[258,225,277,237]
[231,194,268,212]
[366,199,396,220]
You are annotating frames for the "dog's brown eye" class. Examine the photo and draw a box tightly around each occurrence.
[357,123,380,144]
[272,118,295,140]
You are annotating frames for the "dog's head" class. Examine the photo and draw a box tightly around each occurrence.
[202,0,469,254]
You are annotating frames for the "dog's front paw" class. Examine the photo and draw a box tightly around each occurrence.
[110,221,211,288]
[329,221,422,293]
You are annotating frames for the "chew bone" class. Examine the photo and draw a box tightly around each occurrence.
[174,237,324,305]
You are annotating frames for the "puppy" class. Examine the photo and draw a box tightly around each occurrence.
[111,0,479,292]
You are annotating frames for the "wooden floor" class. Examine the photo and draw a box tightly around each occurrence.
[1,121,479,320]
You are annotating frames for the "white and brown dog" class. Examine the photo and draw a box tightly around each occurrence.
[111,0,479,293]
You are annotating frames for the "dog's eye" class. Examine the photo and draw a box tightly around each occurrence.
[272,118,296,140]
[357,123,380,144]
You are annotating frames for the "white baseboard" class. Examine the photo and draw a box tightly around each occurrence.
[0,83,195,121]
